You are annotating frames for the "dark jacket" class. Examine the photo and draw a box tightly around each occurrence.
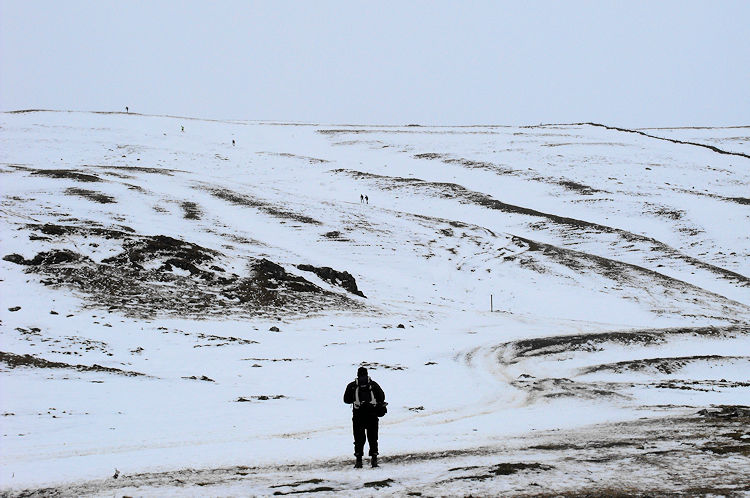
[344,379,385,412]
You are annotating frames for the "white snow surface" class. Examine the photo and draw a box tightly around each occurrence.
[1,111,749,496]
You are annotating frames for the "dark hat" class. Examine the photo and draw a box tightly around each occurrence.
[357,366,368,378]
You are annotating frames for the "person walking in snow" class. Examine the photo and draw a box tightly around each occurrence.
[344,366,386,468]
[360,194,364,203]
[365,195,369,204]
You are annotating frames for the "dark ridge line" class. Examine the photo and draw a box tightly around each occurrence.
[5,109,510,128]
[6,110,748,132]
[332,168,750,287]
[582,122,750,159]
[4,108,253,125]
[513,236,750,311]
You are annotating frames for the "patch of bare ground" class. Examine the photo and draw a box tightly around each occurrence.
[644,203,685,220]
[555,180,602,195]
[22,223,135,242]
[3,231,363,318]
[0,351,148,377]
[321,230,349,241]
[654,379,750,392]
[235,395,287,402]
[579,355,750,375]
[199,186,322,226]
[85,164,178,175]
[496,325,750,364]
[357,361,406,371]
[30,169,102,182]
[64,187,116,204]
[446,462,553,482]
[511,377,626,401]
[180,201,202,220]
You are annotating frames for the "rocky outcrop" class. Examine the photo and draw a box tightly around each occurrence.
[297,264,366,297]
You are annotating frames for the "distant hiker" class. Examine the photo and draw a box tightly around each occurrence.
[365,195,369,204]
[181,125,184,132]
[360,194,364,203]
[344,366,387,468]
[232,139,235,146]
[125,106,128,113]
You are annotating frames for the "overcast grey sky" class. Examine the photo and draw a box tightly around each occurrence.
[1,1,748,126]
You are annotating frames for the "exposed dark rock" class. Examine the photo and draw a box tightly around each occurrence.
[221,259,324,307]
[182,375,215,382]
[236,395,286,402]
[30,250,83,266]
[3,254,27,265]
[297,264,366,297]
[11,231,360,319]
[4,250,82,266]
[269,326,280,332]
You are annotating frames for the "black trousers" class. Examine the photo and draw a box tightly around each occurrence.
[352,410,379,457]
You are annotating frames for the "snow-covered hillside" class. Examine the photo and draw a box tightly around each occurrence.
[1,111,749,496]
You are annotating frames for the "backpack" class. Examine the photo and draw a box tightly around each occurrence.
[354,380,388,417]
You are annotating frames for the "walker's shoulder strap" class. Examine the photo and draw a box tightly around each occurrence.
[353,379,377,407]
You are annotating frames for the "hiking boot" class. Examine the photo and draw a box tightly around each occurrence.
[371,456,378,468]
[354,457,363,468]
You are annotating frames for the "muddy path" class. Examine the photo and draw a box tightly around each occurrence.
[3,408,748,497]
